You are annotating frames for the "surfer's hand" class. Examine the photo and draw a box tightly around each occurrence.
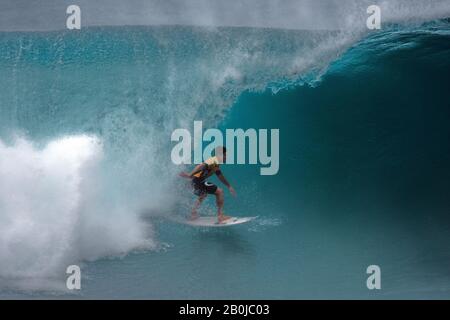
[179,172,191,179]
[229,186,237,197]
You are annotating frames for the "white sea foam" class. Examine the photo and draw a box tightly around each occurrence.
[0,135,155,291]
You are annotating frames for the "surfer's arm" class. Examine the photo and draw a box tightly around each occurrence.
[189,163,206,177]
[216,171,236,196]
[179,163,206,179]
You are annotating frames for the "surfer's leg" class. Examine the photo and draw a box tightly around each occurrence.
[191,194,206,219]
[215,188,224,215]
[215,188,231,223]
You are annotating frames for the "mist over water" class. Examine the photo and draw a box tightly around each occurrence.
[0,0,449,297]
[1,0,449,31]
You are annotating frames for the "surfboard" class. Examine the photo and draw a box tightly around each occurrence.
[181,216,257,227]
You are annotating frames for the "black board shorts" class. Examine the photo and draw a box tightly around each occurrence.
[192,177,218,196]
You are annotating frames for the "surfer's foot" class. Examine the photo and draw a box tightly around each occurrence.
[190,212,199,220]
[218,214,231,223]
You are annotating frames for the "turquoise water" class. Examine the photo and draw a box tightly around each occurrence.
[1,19,450,298]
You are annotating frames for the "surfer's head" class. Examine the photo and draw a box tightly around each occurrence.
[215,146,227,163]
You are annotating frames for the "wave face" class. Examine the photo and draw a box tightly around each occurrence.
[0,16,450,295]
[0,25,355,291]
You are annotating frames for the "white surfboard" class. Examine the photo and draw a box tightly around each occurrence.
[181,216,257,227]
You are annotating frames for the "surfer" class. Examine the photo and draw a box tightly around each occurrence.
[179,146,236,223]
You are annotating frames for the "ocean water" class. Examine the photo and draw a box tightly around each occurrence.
[0,16,450,298]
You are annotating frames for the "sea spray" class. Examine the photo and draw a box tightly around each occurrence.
[0,135,154,290]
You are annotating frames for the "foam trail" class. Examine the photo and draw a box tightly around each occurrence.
[0,136,154,291]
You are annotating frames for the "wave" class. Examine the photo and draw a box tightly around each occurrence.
[223,18,450,217]
[0,136,155,291]
[0,17,449,291]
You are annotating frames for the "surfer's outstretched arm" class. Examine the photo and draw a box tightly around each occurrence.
[216,171,236,196]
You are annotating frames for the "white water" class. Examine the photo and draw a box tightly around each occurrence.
[0,136,155,291]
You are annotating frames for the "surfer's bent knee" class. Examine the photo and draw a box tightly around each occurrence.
[215,187,223,196]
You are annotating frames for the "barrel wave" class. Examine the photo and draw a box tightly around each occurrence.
[0,17,449,297]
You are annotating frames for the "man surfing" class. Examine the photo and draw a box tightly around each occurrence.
[179,146,236,223]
